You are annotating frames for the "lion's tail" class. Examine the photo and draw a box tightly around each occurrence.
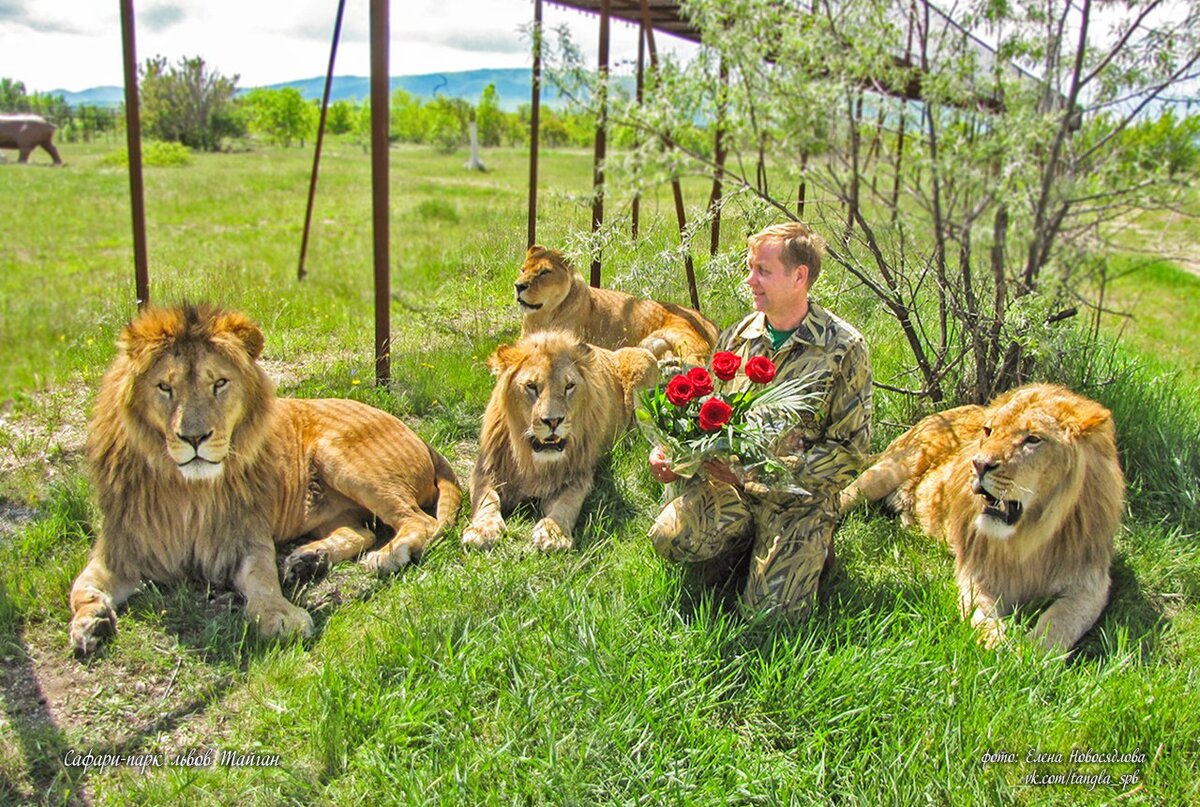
[429,447,464,536]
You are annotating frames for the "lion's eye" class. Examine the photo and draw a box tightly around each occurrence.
[157,383,172,396]
[981,425,992,437]
[524,382,539,396]
[565,381,576,393]
[1023,434,1041,445]
[214,378,229,394]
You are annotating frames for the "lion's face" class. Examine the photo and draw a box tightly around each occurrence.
[969,388,1109,540]
[515,246,573,314]
[113,305,272,483]
[492,336,589,464]
[140,348,249,481]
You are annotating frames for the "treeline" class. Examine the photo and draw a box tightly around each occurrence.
[2,56,601,154]
[0,78,120,143]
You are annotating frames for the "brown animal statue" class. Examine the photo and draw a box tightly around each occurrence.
[516,245,719,365]
[0,114,63,165]
[68,303,462,654]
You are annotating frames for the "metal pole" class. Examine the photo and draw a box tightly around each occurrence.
[527,0,543,248]
[119,0,149,308]
[589,0,610,288]
[370,0,390,385]
[639,0,700,310]
[298,0,348,281]
[631,16,644,241]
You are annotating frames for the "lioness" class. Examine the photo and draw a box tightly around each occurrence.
[463,330,659,552]
[516,245,719,365]
[69,303,461,654]
[840,383,1124,652]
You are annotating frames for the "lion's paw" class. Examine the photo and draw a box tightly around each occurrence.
[69,604,117,656]
[363,545,411,576]
[462,521,503,551]
[250,600,313,640]
[531,518,573,552]
[976,618,1007,650]
[282,549,330,589]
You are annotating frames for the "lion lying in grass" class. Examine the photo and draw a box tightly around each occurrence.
[840,383,1124,652]
[463,330,658,552]
[516,245,719,365]
[68,303,461,654]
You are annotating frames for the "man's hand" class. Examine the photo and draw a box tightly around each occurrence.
[701,460,740,487]
[649,446,680,484]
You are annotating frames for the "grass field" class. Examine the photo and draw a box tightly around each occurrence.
[1,139,1198,805]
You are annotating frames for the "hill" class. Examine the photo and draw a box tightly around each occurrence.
[49,68,615,111]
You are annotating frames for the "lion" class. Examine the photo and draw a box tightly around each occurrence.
[516,245,720,365]
[463,330,659,552]
[840,383,1124,652]
[68,303,462,654]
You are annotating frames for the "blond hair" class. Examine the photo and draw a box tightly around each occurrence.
[748,222,826,286]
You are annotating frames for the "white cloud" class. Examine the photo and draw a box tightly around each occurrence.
[0,0,695,92]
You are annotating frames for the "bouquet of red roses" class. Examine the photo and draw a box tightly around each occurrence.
[637,351,819,493]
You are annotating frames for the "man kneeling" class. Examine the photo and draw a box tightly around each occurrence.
[647,223,873,618]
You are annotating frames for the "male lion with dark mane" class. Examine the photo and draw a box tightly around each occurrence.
[516,245,719,365]
[69,304,461,654]
[463,330,658,552]
[840,383,1124,652]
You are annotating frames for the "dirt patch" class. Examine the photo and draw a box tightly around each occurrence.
[1120,212,1200,278]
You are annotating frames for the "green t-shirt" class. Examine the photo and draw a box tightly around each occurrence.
[766,323,796,351]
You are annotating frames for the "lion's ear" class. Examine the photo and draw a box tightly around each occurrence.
[527,244,545,258]
[215,311,265,360]
[117,306,178,361]
[614,347,659,394]
[489,343,526,374]
[1065,399,1113,436]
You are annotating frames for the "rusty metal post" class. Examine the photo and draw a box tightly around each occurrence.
[527,0,543,249]
[639,0,700,310]
[589,0,610,288]
[631,16,645,241]
[119,0,149,308]
[298,0,348,281]
[708,58,727,256]
[370,0,390,385]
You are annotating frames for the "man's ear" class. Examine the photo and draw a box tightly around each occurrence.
[793,263,810,291]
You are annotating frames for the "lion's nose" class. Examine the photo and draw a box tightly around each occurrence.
[541,416,562,431]
[515,282,529,293]
[972,458,998,479]
[178,430,213,449]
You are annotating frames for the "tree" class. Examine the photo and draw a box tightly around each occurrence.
[140,55,243,151]
[0,78,27,110]
[575,0,1200,404]
[390,89,426,143]
[326,99,356,135]
[242,87,316,147]
[424,95,469,153]
[477,83,504,146]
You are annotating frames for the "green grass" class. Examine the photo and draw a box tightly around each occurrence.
[1,138,1198,804]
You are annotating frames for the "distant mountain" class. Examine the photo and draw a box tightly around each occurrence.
[49,68,614,112]
[48,86,126,107]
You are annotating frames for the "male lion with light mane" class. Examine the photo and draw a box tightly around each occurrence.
[516,245,719,365]
[840,383,1124,652]
[463,330,658,552]
[69,304,461,654]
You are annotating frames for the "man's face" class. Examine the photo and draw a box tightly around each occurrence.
[745,240,807,323]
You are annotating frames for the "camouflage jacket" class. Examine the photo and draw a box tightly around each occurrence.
[719,301,873,501]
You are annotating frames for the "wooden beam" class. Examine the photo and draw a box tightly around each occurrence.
[370,0,390,385]
[119,0,149,308]
[527,0,543,248]
[589,0,610,288]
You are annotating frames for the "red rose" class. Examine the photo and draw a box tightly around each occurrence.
[686,366,714,397]
[710,351,741,381]
[697,397,733,432]
[745,356,776,384]
[665,375,695,406]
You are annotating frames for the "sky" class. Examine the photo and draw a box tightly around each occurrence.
[0,0,697,93]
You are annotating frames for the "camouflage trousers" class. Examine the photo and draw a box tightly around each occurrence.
[648,478,836,619]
